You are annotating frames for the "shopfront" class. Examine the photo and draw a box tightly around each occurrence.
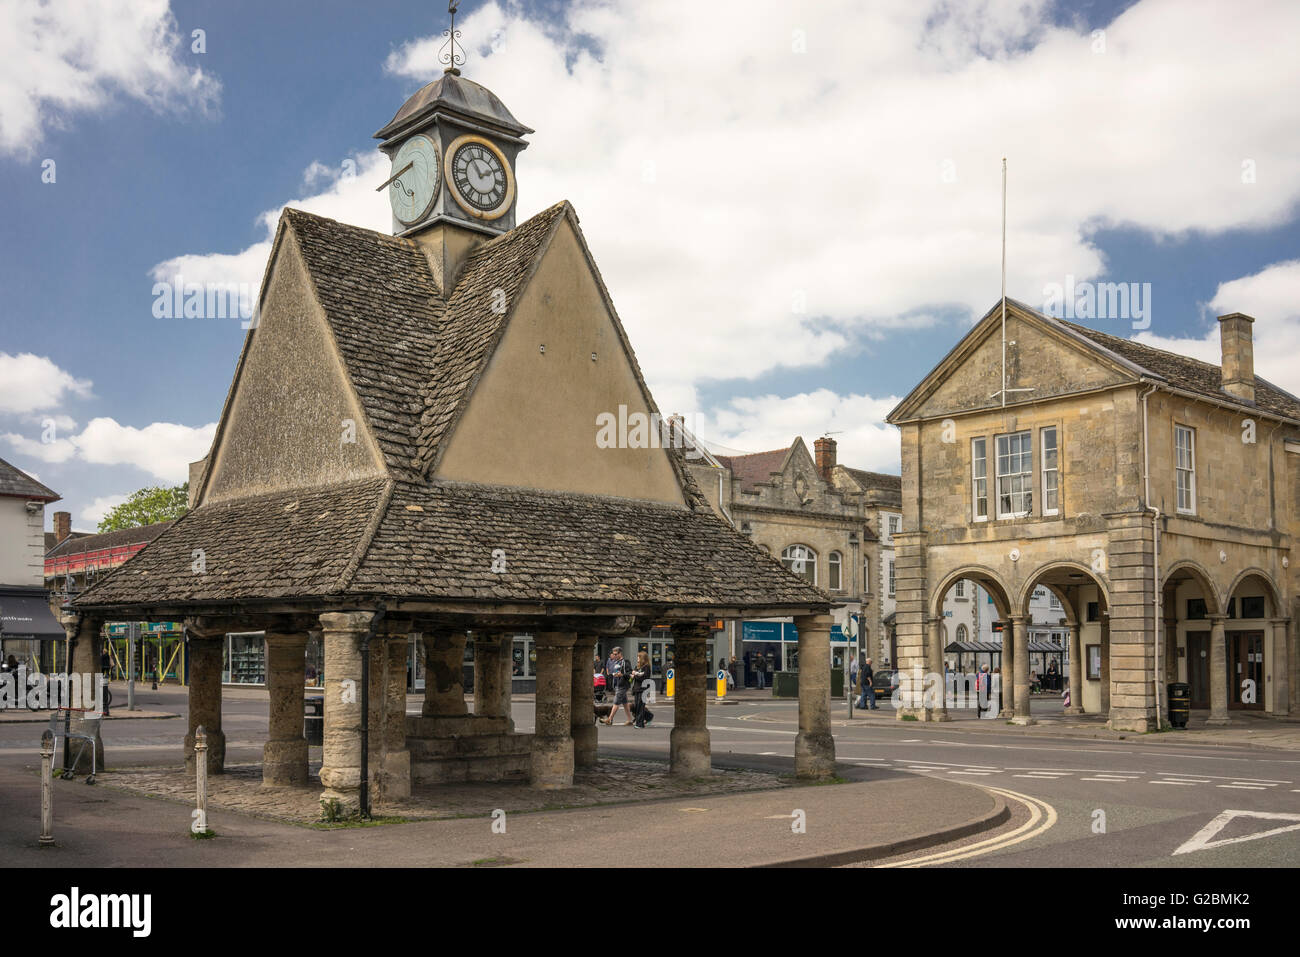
[0,585,63,673]
[104,620,186,684]
[740,618,850,688]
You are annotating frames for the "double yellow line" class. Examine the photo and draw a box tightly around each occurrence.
[877,786,1057,867]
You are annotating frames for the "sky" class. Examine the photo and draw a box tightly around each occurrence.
[2,0,1299,529]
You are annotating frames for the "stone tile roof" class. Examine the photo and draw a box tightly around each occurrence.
[0,457,58,501]
[350,481,828,609]
[841,468,902,496]
[1057,317,1300,421]
[45,521,172,559]
[80,480,390,605]
[714,448,790,493]
[77,203,819,613]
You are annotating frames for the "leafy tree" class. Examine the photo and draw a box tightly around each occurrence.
[97,483,189,532]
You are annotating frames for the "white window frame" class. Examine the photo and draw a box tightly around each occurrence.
[887,559,896,597]
[828,551,842,591]
[781,544,818,585]
[1175,424,1196,515]
[955,580,965,598]
[887,514,900,539]
[972,437,988,521]
[956,624,968,642]
[1041,426,1059,516]
[995,430,1033,519]
[863,557,870,594]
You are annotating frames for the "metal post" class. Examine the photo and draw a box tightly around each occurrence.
[40,729,55,847]
[194,725,208,834]
[127,621,137,711]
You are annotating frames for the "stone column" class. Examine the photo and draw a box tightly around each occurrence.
[62,615,107,773]
[421,630,467,717]
[318,611,372,815]
[670,626,710,777]
[1065,622,1084,714]
[1273,618,1290,717]
[1099,614,1111,715]
[892,526,928,721]
[999,621,1016,719]
[474,633,511,721]
[927,616,950,721]
[183,623,225,775]
[1010,615,1033,724]
[1105,512,1157,731]
[793,613,835,778]
[370,635,410,801]
[1207,615,1230,726]
[263,632,308,786]
[571,633,599,769]
[531,631,576,789]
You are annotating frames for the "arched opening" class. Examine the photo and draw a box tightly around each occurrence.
[1018,563,1110,719]
[1161,561,1223,712]
[930,567,1014,719]
[1222,570,1280,713]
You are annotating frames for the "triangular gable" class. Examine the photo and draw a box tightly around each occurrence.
[201,224,388,503]
[431,204,700,507]
[887,299,1146,423]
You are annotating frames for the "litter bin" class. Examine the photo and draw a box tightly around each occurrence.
[304,696,324,745]
[1167,682,1189,729]
[830,667,844,698]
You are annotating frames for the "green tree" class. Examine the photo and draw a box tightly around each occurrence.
[97,483,189,532]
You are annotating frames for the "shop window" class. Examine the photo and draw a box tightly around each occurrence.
[828,551,842,590]
[1239,596,1266,619]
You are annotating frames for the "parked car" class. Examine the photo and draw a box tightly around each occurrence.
[872,668,899,701]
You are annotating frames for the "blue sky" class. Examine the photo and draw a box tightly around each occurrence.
[2,0,1299,528]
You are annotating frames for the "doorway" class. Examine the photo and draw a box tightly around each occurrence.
[1228,631,1265,710]
[1187,632,1209,708]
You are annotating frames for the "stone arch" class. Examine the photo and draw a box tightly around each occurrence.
[1015,560,1110,624]
[1162,559,1223,617]
[930,564,1013,620]
[1224,567,1282,618]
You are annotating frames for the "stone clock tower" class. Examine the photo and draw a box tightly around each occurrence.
[374,63,532,290]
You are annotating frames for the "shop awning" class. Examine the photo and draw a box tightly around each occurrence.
[945,640,1002,654]
[0,587,64,642]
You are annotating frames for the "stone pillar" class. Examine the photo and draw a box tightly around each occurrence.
[421,630,467,716]
[927,617,950,721]
[318,611,372,815]
[1010,615,1033,725]
[263,632,308,786]
[891,528,929,721]
[367,635,410,801]
[183,625,225,775]
[62,615,107,773]
[571,633,599,768]
[1207,615,1230,726]
[793,613,835,778]
[1274,618,1290,717]
[1065,622,1084,714]
[1099,614,1111,714]
[1106,512,1157,731]
[474,633,511,721]
[999,621,1016,719]
[531,631,576,789]
[670,626,710,777]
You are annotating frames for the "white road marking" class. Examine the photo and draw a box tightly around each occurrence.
[947,770,994,776]
[1173,810,1300,856]
[1231,781,1277,787]
[1217,784,1266,790]
[879,786,1057,867]
[1080,776,1131,782]
[1151,780,1198,786]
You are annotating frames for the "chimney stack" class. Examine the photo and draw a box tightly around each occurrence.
[1218,312,1256,403]
[814,436,837,482]
[54,511,71,544]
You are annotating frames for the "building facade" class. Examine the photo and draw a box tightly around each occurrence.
[0,457,63,671]
[887,299,1296,730]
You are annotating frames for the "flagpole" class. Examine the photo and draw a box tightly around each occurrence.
[1001,156,1007,409]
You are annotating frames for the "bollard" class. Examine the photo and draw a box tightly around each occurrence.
[40,729,55,847]
[716,669,727,699]
[846,685,854,719]
[193,725,209,835]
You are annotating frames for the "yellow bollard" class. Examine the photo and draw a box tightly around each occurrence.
[665,667,675,699]
[716,670,727,698]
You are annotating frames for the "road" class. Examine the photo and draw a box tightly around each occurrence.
[2,683,1296,867]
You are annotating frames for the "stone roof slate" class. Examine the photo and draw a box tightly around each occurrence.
[714,448,790,493]
[46,521,172,559]
[0,457,58,501]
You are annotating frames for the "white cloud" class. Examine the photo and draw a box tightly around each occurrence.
[0,0,220,156]
[79,494,129,527]
[73,417,216,483]
[700,390,902,473]
[1,430,77,463]
[1135,259,1300,396]
[0,352,92,414]
[155,0,1300,459]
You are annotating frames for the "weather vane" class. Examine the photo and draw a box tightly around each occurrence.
[440,0,465,75]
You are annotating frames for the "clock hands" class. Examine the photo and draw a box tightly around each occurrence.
[375,160,415,193]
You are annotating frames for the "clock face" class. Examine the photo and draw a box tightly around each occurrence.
[445,134,514,219]
[388,134,439,226]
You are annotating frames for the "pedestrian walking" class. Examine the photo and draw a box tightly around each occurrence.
[857,657,878,709]
[976,664,990,715]
[602,647,634,725]
[754,653,767,690]
[849,657,859,697]
[630,650,654,728]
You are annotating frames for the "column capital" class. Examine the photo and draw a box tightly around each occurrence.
[318,611,376,632]
[1207,614,1228,626]
[793,612,834,631]
[534,630,577,649]
[1008,614,1029,625]
[670,621,712,641]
